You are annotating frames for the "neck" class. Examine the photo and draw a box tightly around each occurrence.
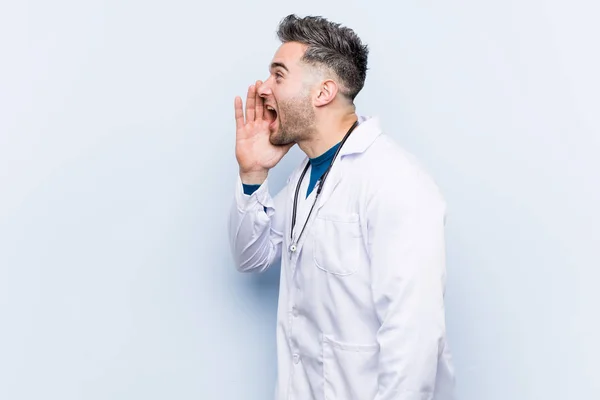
[298,110,358,159]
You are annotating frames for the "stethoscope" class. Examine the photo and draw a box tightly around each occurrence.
[288,119,359,253]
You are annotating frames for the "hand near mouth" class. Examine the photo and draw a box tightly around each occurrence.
[234,80,293,185]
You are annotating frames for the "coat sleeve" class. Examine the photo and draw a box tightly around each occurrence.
[367,172,449,400]
[228,175,288,273]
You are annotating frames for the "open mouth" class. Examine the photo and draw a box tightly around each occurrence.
[265,105,278,129]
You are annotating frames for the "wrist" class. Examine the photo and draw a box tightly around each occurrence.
[240,169,268,185]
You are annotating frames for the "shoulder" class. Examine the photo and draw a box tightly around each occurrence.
[352,133,446,213]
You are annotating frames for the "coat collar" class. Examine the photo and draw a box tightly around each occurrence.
[339,115,383,157]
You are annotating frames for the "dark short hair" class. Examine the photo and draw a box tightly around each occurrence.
[276,14,369,101]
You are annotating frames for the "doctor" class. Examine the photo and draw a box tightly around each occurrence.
[228,14,455,400]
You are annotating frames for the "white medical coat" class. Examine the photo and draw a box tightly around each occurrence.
[228,116,455,400]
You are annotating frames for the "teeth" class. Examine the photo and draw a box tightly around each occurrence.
[266,106,275,111]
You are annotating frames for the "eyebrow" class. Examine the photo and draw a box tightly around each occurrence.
[270,62,289,72]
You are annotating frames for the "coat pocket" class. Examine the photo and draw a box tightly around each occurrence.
[322,335,379,400]
[313,212,362,276]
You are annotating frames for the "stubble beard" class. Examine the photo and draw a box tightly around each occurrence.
[269,94,316,147]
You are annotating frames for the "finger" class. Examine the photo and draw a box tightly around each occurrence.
[255,80,264,120]
[245,84,256,122]
[234,96,244,130]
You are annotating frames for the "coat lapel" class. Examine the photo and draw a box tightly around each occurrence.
[315,162,343,212]
[315,116,381,211]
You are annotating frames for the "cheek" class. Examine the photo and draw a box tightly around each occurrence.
[272,86,283,101]
[273,83,295,102]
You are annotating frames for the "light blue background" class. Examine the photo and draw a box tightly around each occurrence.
[1,1,598,399]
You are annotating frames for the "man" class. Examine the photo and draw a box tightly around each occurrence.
[228,14,455,400]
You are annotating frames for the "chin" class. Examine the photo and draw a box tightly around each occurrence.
[269,130,293,146]
[269,134,284,146]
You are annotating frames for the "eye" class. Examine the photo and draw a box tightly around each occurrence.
[275,72,283,82]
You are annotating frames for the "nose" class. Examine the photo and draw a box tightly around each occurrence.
[258,77,273,98]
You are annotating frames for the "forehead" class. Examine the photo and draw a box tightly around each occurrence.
[270,42,308,71]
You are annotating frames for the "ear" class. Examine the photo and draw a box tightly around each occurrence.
[314,79,338,107]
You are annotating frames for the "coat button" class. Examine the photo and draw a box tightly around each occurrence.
[293,354,300,364]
